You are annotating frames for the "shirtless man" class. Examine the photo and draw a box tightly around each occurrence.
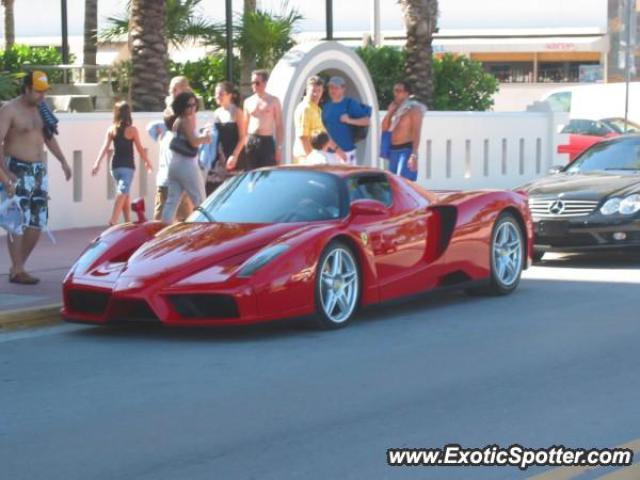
[0,71,72,284]
[381,81,425,181]
[242,70,283,169]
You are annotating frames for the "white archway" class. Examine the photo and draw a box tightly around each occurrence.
[267,41,380,167]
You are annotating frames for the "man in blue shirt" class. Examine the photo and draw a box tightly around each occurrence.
[321,76,372,165]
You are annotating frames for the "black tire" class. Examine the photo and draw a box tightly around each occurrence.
[313,241,361,329]
[532,249,545,263]
[467,212,525,296]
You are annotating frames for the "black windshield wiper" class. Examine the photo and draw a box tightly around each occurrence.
[195,206,215,222]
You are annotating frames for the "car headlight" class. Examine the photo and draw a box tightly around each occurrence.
[73,240,109,272]
[600,198,622,215]
[237,244,290,277]
[620,194,640,215]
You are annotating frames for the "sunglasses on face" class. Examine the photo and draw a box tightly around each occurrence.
[251,80,263,85]
[187,102,197,108]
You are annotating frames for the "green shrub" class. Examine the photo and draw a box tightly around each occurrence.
[432,54,499,111]
[169,55,239,109]
[356,47,498,111]
[355,46,406,108]
[0,44,73,84]
[0,71,21,101]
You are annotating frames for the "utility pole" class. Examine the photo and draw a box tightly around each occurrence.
[371,0,381,46]
[225,0,233,81]
[624,0,634,131]
[61,0,69,65]
[326,0,333,41]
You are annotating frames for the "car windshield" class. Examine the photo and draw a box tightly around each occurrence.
[188,170,345,223]
[566,138,640,173]
[601,118,640,134]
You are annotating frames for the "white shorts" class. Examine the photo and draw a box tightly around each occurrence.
[326,149,357,166]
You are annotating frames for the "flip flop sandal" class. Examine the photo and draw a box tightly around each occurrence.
[9,272,40,285]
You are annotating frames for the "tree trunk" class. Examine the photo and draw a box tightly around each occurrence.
[83,0,98,82]
[240,0,257,98]
[3,0,15,49]
[398,0,438,107]
[130,0,168,111]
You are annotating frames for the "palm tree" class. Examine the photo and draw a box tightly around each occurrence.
[215,1,301,97]
[101,0,221,49]
[398,0,438,107]
[239,0,257,97]
[84,0,98,82]
[130,0,168,111]
[2,0,15,49]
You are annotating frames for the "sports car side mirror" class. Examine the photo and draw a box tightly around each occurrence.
[548,165,564,175]
[131,198,147,223]
[350,199,387,217]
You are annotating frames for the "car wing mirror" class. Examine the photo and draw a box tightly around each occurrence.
[548,165,564,175]
[350,199,387,217]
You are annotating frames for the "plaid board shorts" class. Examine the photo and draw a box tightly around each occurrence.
[7,157,49,230]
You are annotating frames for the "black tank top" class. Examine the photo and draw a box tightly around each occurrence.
[111,126,135,169]
[215,107,240,157]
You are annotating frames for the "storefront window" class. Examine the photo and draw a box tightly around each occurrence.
[484,62,534,83]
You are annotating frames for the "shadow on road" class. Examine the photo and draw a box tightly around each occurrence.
[536,249,640,269]
[65,288,488,343]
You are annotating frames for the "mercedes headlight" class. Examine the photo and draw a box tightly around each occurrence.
[600,198,622,215]
[619,194,640,215]
[237,244,290,277]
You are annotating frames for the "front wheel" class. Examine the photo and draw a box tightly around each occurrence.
[314,241,360,329]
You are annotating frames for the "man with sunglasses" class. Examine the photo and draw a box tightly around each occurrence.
[381,81,425,181]
[242,70,283,170]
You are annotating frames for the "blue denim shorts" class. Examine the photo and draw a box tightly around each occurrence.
[111,167,134,194]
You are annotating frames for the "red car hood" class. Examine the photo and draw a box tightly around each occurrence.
[121,222,307,280]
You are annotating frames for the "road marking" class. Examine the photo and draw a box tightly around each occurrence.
[528,438,640,480]
[0,323,87,344]
[595,462,640,479]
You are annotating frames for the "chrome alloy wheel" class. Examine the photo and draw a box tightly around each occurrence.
[319,247,359,324]
[492,220,523,288]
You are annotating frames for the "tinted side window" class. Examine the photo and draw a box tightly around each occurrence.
[347,174,393,207]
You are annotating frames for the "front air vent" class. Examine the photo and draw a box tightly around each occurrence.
[170,294,239,319]
[67,290,110,315]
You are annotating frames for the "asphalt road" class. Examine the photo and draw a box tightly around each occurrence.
[2,251,640,480]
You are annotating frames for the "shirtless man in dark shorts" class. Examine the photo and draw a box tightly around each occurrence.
[242,70,284,169]
[0,71,72,284]
[381,81,425,181]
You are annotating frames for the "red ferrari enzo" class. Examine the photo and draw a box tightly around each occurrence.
[62,166,533,329]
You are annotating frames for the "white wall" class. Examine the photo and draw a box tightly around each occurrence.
[1,109,568,235]
[401,110,568,190]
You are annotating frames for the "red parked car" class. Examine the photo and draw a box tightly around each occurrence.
[62,166,533,329]
[558,118,640,161]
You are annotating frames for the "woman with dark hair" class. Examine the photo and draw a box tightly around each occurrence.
[161,91,211,223]
[205,81,245,194]
[92,101,152,225]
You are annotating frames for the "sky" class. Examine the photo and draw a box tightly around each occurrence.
[3,0,607,39]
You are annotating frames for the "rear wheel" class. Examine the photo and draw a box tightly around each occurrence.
[314,241,360,329]
[468,213,524,296]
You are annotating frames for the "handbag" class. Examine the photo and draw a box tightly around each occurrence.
[170,132,199,157]
[380,131,392,160]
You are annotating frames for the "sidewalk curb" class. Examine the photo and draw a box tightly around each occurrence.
[0,304,63,331]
